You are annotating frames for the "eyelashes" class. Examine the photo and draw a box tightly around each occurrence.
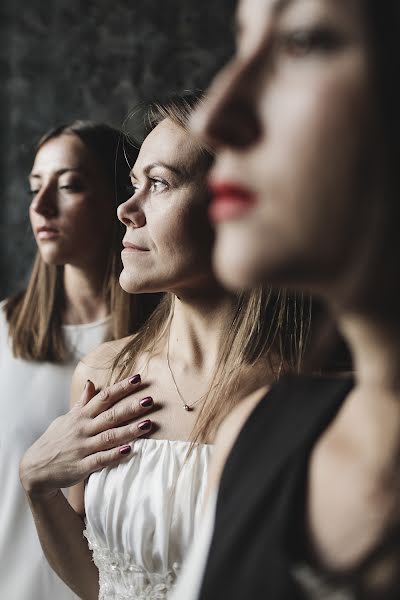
[125,177,170,198]
[28,183,84,196]
[276,26,346,58]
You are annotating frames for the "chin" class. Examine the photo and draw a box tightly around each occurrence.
[119,270,155,294]
[38,251,67,266]
[213,247,263,292]
[213,229,299,291]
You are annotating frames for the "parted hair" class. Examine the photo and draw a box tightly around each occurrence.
[4,120,158,362]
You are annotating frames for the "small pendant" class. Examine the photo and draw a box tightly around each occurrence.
[184,404,192,411]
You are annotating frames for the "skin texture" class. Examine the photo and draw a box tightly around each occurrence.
[192,0,400,586]
[118,118,215,295]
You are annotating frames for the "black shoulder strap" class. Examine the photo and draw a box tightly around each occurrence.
[199,376,353,600]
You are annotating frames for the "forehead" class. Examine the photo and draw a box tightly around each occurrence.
[135,118,199,173]
[237,0,364,40]
[31,134,88,173]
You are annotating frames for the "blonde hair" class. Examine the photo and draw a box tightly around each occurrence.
[110,94,312,443]
[5,120,158,362]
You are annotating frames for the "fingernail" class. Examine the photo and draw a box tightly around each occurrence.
[84,380,91,391]
[129,374,141,385]
[119,445,131,456]
[138,419,152,431]
[140,396,153,408]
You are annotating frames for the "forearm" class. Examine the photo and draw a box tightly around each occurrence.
[26,489,99,600]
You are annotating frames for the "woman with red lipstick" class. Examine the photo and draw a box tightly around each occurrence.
[171,1,400,599]
[0,121,158,600]
[20,95,310,600]
[208,182,257,222]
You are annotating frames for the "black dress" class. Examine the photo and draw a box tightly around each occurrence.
[198,375,353,600]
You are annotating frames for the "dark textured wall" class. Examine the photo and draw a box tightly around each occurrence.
[0,0,235,298]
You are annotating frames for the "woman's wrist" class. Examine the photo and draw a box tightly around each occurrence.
[19,455,60,499]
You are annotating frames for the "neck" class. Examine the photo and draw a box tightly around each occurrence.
[337,308,400,394]
[167,285,237,375]
[62,263,109,325]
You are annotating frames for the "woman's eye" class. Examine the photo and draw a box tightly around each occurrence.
[150,179,168,193]
[279,27,344,57]
[59,183,83,193]
[29,189,40,196]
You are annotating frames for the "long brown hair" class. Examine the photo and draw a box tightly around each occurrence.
[110,94,312,443]
[5,120,157,362]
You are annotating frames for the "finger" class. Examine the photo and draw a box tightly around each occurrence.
[89,395,154,435]
[85,374,142,418]
[80,440,140,475]
[74,380,97,410]
[86,418,153,453]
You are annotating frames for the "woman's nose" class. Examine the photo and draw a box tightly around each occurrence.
[117,195,146,228]
[30,186,57,218]
[192,57,263,150]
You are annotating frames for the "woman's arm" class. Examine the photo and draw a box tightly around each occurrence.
[20,368,154,599]
[26,487,98,599]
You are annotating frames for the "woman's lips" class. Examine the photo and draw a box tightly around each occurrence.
[208,181,257,223]
[36,226,60,240]
[122,241,149,254]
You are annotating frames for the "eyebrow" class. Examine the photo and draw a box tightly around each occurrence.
[130,161,188,180]
[235,0,296,34]
[29,167,84,179]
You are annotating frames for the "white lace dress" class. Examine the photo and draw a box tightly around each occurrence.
[84,438,212,600]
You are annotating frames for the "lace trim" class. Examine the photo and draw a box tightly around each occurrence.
[83,530,180,600]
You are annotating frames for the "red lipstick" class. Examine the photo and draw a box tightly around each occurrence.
[208,181,257,223]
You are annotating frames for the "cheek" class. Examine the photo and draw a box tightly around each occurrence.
[64,196,113,236]
[150,199,213,260]
[214,69,371,288]
[28,206,36,228]
[261,69,369,239]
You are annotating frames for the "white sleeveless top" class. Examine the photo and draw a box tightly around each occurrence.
[84,438,212,600]
[0,302,111,600]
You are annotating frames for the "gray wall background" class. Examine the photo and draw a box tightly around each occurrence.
[0,0,235,299]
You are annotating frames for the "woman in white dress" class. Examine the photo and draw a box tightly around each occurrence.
[1,120,157,600]
[20,95,310,599]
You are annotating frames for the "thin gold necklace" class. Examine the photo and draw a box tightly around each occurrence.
[166,323,212,412]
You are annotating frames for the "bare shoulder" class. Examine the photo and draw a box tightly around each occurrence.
[206,385,269,497]
[81,334,133,371]
[70,334,134,407]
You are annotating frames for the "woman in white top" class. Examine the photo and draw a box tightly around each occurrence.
[20,94,310,599]
[1,120,157,600]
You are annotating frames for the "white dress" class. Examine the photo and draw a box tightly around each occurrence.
[168,491,217,600]
[0,302,111,600]
[84,438,212,600]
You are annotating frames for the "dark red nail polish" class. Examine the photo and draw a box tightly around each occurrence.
[138,419,152,431]
[140,397,153,408]
[129,374,141,385]
[119,445,131,455]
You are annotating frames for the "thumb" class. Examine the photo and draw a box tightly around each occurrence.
[76,379,96,409]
